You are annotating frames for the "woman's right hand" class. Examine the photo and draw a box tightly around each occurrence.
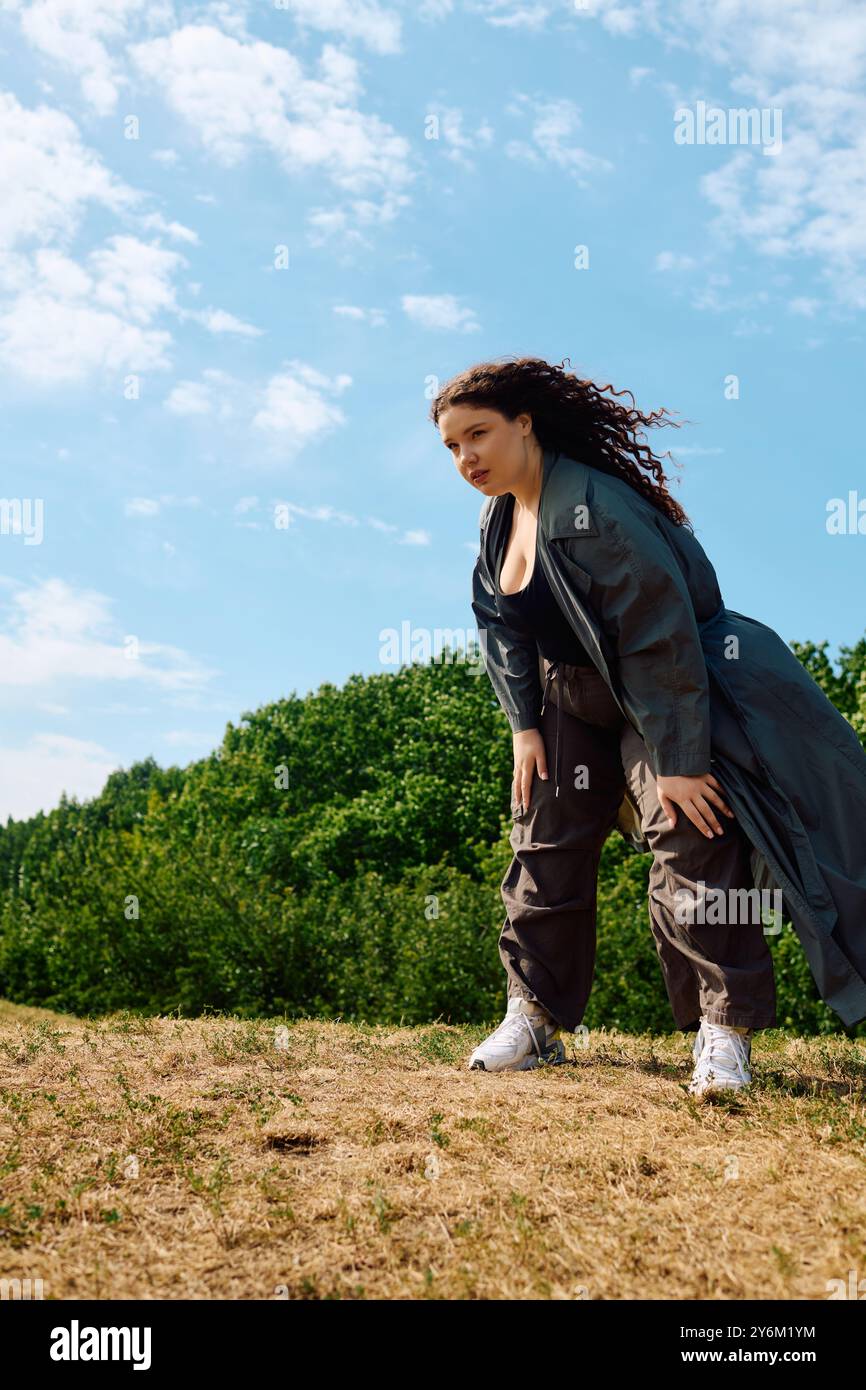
[512,728,548,813]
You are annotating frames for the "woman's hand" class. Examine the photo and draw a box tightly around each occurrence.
[512,728,547,812]
[656,772,735,838]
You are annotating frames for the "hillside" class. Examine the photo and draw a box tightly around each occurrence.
[2,1001,866,1300]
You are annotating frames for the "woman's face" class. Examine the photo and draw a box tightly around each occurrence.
[438,404,532,494]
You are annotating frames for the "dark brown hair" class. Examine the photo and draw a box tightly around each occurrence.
[430,355,692,529]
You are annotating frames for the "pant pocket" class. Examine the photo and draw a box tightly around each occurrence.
[560,670,622,730]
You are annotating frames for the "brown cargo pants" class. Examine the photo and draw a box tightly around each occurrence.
[499,654,778,1034]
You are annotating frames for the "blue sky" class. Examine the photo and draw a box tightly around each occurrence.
[1,0,864,821]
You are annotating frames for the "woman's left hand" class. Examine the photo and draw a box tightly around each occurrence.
[656,773,735,839]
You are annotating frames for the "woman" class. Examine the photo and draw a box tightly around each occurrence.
[432,356,866,1098]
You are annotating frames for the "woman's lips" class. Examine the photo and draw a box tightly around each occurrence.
[471,470,490,485]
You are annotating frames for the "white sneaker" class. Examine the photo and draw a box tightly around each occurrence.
[468,997,565,1072]
[688,1021,753,1098]
[691,1019,753,1067]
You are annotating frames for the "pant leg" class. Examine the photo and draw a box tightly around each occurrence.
[619,721,777,1031]
[498,661,626,1034]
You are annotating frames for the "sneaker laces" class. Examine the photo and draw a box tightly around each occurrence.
[699,1022,752,1083]
[492,1006,550,1057]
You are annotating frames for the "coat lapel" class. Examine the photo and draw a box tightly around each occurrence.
[478,446,649,853]
[538,448,649,851]
[537,447,629,723]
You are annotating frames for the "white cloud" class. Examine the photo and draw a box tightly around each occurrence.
[8,0,143,114]
[163,370,237,419]
[586,0,866,307]
[305,188,412,246]
[0,93,259,381]
[481,0,866,305]
[269,0,402,54]
[0,577,216,690]
[655,250,697,272]
[401,293,480,332]
[165,380,217,416]
[88,235,184,324]
[124,497,161,517]
[273,502,428,543]
[0,237,180,382]
[732,316,773,336]
[124,494,200,516]
[161,729,216,747]
[0,286,171,382]
[476,0,553,31]
[164,364,353,443]
[332,303,387,326]
[139,212,199,244]
[280,502,359,526]
[129,25,415,232]
[252,361,352,449]
[0,733,120,822]
[0,90,140,250]
[699,130,866,305]
[427,105,495,170]
[596,4,643,37]
[504,95,614,183]
[185,306,263,336]
[3,0,180,114]
[789,296,821,315]
[305,207,348,243]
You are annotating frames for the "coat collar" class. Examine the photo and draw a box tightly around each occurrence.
[474,445,646,853]
[477,444,613,678]
[479,446,598,541]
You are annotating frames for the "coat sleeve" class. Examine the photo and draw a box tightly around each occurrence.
[471,546,543,733]
[559,492,712,778]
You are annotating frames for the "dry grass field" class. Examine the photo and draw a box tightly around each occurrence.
[2,999,866,1301]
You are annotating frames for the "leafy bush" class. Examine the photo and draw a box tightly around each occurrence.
[1,641,864,1036]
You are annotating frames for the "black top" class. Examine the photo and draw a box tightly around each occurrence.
[494,494,594,667]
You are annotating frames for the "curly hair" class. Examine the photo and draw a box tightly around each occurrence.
[429,355,692,530]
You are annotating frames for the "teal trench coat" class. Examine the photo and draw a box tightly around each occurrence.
[472,446,866,1027]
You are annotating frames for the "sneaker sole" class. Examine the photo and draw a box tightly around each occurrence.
[469,1037,566,1072]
